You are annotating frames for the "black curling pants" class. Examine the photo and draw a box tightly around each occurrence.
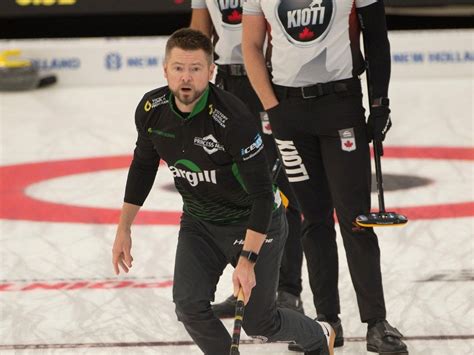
[267,77,386,322]
[172,207,325,354]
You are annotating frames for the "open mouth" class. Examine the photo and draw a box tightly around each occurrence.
[180,87,192,93]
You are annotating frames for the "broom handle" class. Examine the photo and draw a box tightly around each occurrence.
[229,288,245,355]
[373,141,386,212]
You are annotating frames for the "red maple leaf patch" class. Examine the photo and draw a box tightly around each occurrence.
[344,140,353,148]
[228,10,242,23]
[299,27,315,40]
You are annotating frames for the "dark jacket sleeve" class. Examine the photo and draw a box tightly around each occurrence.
[124,98,161,206]
[357,0,391,99]
[224,113,274,234]
[235,152,274,234]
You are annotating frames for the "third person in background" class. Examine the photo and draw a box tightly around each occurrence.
[190,0,305,317]
[242,0,408,354]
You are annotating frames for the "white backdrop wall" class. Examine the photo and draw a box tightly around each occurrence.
[0,29,472,87]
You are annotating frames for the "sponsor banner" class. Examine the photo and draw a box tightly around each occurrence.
[0,0,190,17]
[389,29,473,79]
[0,30,471,87]
[0,37,169,86]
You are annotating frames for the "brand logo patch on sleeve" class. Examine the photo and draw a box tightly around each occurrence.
[240,134,264,160]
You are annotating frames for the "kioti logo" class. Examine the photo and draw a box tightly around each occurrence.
[16,0,76,5]
[277,0,334,46]
[218,0,243,26]
[275,138,309,182]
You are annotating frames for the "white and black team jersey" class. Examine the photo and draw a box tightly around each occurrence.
[191,0,245,65]
[243,0,378,87]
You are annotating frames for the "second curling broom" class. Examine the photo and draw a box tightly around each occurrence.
[355,15,408,228]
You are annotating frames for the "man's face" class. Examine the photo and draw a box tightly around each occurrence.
[164,48,215,108]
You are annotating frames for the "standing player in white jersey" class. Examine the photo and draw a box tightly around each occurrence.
[242,1,408,354]
[190,0,306,317]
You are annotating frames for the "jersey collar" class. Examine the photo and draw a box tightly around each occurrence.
[169,86,210,120]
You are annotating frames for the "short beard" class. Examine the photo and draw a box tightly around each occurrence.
[172,87,205,107]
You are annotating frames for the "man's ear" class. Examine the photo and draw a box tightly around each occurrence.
[209,63,216,80]
[163,62,168,80]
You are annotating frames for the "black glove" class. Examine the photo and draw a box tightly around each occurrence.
[367,105,392,142]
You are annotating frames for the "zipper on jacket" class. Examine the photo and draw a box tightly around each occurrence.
[181,119,186,153]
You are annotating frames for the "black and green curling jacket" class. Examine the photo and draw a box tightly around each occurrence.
[124,83,279,234]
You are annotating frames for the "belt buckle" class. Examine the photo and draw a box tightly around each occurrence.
[230,64,246,76]
[301,84,322,99]
[301,86,315,99]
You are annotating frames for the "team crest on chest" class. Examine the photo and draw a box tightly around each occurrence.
[217,0,243,26]
[276,0,335,46]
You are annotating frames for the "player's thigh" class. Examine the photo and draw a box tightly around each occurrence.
[267,100,333,221]
[243,208,287,324]
[173,215,227,304]
[319,99,372,216]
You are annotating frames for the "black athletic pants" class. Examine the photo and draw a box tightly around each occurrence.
[172,207,325,354]
[267,77,386,323]
[216,69,303,297]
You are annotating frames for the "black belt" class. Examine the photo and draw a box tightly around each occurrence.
[273,77,360,99]
[218,64,247,76]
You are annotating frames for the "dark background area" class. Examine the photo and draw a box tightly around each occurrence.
[0,14,472,39]
[0,0,472,39]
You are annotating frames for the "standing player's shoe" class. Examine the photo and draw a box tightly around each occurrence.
[366,320,408,354]
[277,290,305,314]
[304,320,335,355]
[211,294,236,318]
